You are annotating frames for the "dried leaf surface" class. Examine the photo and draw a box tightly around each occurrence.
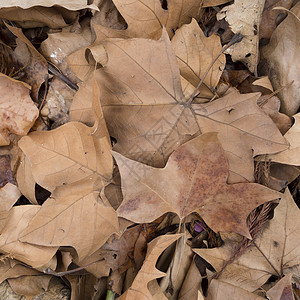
[119,234,182,300]
[0,74,39,145]
[0,155,14,187]
[266,273,294,300]
[18,121,112,192]
[98,32,287,182]
[194,188,300,291]
[114,133,281,237]
[20,181,119,260]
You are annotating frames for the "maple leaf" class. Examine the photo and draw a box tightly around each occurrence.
[113,132,281,237]
[96,30,287,182]
[194,188,300,292]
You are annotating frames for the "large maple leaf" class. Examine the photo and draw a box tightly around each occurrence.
[113,133,281,237]
[97,30,287,182]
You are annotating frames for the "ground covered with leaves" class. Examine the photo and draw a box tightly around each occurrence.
[0,0,299,299]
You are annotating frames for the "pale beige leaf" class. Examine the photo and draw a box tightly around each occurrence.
[266,274,295,300]
[217,0,265,73]
[0,0,98,10]
[202,0,231,7]
[0,206,58,268]
[114,133,281,237]
[252,76,273,91]
[268,113,300,166]
[261,2,300,116]
[194,188,300,291]
[119,234,182,300]
[20,180,119,260]
[172,19,225,98]
[0,74,38,146]
[0,183,21,231]
[18,121,112,192]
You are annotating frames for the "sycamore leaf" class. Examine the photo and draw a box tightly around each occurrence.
[194,188,300,291]
[18,121,112,192]
[20,180,119,260]
[0,0,98,10]
[0,205,58,268]
[119,234,182,300]
[113,133,281,237]
[97,31,287,182]
[268,113,300,166]
[172,19,225,99]
[217,0,265,73]
[0,74,38,146]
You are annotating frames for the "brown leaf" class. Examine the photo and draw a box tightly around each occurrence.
[20,180,119,261]
[194,188,300,291]
[114,133,281,237]
[217,0,265,73]
[0,155,14,187]
[0,74,39,145]
[97,31,287,182]
[119,234,182,300]
[261,2,300,116]
[18,121,112,192]
[266,273,295,300]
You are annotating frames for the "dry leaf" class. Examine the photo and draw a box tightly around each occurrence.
[18,121,112,192]
[119,234,182,300]
[0,74,39,146]
[114,133,281,237]
[20,179,119,261]
[171,19,225,100]
[268,113,300,165]
[96,31,287,182]
[0,155,14,187]
[266,273,295,300]
[252,76,273,91]
[0,183,21,231]
[261,2,300,116]
[0,205,58,268]
[202,0,231,7]
[0,0,98,10]
[194,188,300,291]
[217,0,265,73]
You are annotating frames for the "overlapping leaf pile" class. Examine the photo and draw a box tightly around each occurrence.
[0,0,299,299]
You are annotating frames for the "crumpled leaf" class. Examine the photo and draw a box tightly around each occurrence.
[268,113,300,166]
[0,205,58,268]
[114,133,281,237]
[119,234,182,300]
[194,188,300,291]
[18,121,112,192]
[171,19,225,100]
[266,273,295,300]
[0,74,39,146]
[217,0,265,73]
[97,31,287,182]
[20,180,119,261]
[261,2,300,116]
[0,0,98,10]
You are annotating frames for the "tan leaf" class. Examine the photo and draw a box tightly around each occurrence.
[18,121,112,192]
[172,19,225,99]
[0,0,98,10]
[0,183,21,231]
[217,0,265,73]
[261,2,300,116]
[114,133,281,237]
[266,273,295,300]
[97,32,287,182]
[268,113,300,166]
[0,205,58,268]
[20,180,119,260]
[194,188,300,291]
[119,234,182,300]
[0,74,39,146]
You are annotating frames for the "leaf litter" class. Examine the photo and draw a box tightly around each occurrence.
[0,0,299,299]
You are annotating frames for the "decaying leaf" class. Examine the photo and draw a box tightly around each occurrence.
[194,188,300,291]
[0,155,14,188]
[261,2,300,116]
[97,31,287,182]
[0,73,39,146]
[18,121,112,192]
[20,180,119,260]
[119,234,182,300]
[114,133,281,237]
[267,113,300,166]
[217,0,265,73]
[266,273,295,300]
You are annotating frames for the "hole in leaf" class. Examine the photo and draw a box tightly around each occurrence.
[161,0,168,10]
[35,183,51,205]
[245,53,251,58]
